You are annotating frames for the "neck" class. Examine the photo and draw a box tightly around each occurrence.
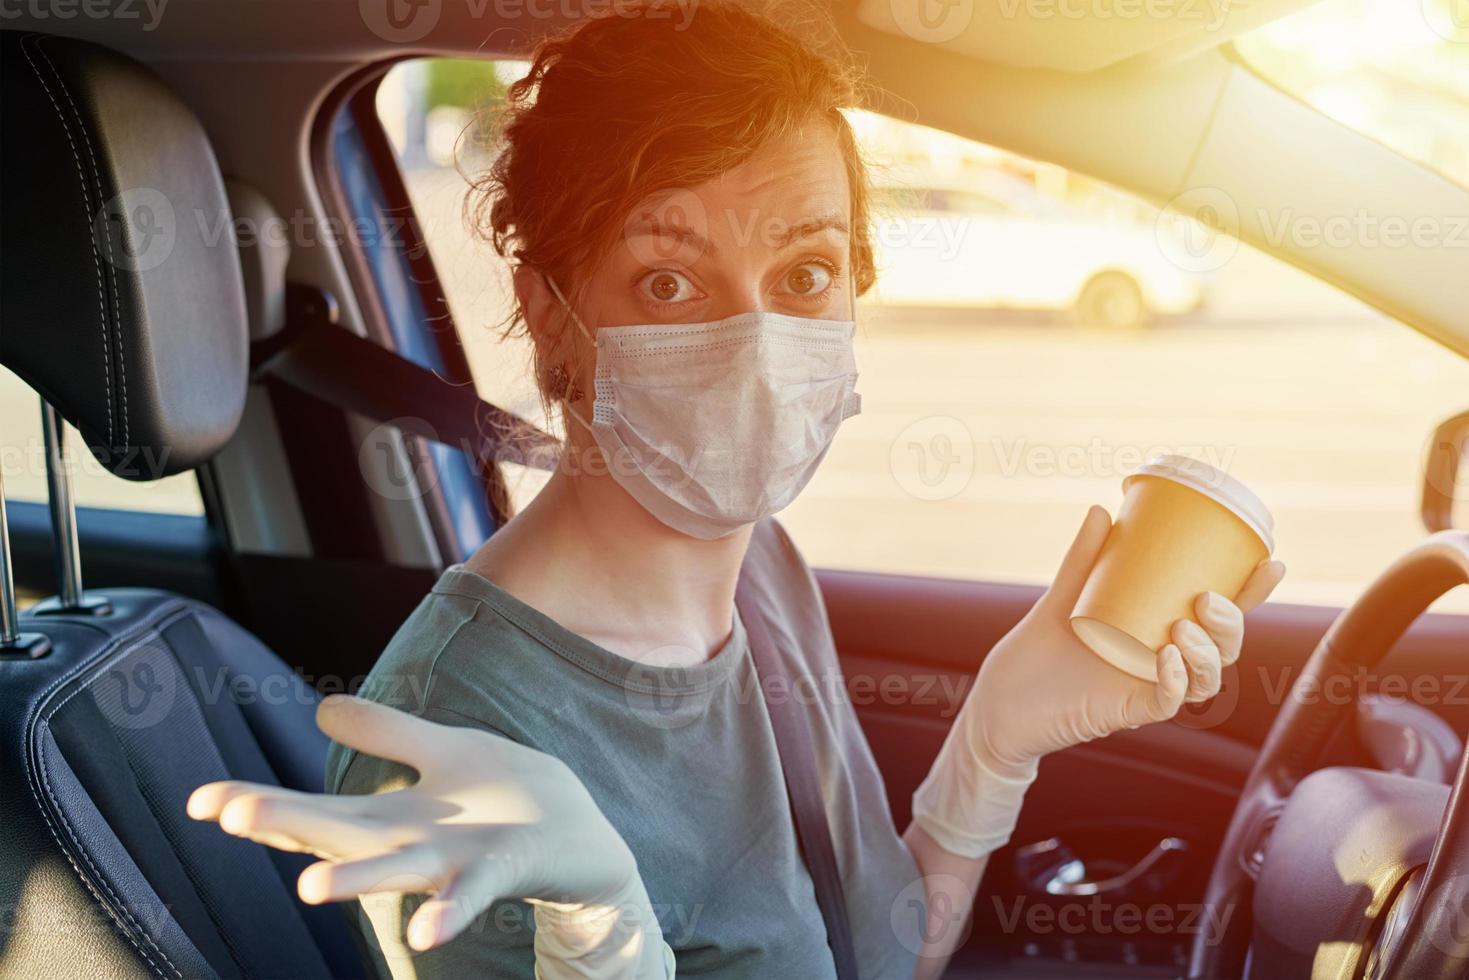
[466,461,749,666]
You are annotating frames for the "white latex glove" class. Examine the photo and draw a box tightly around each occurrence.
[913,505,1285,858]
[188,695,674,979]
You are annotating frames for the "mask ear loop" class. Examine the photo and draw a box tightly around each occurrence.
[843,253,862,418]
[544,274,599,439]
[847,256,857,322]
[545,275,597,344]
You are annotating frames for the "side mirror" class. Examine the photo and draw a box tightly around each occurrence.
[1423,410,1469,532]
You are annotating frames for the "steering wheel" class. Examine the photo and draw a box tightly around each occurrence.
[1187,531,1469,980]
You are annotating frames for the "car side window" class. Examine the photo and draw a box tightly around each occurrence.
[377,59,1469,611]
[939,190,1010,215]
[1,365,204,515]
[374,59,554,520]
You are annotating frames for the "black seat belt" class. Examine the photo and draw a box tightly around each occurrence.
[256,311,860,976]
[736,575,861,980]
[252,314,561,473]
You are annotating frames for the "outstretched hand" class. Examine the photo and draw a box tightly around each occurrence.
[188,695,642,953]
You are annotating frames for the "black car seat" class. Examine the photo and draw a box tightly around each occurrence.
[0,30,365,979]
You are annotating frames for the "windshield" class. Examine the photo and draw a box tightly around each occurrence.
[1236,0,1469,189]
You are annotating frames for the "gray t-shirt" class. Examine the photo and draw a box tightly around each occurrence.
[325,519,923,979]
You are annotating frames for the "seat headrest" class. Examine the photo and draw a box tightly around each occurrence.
[225,179,292,343]
[0,31,248,480]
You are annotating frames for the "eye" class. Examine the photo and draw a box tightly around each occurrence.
[778,261,834,298]
[636,269,702,304]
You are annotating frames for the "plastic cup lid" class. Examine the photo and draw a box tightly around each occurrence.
[1124,454,1275,554]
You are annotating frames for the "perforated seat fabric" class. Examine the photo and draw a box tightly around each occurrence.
[0,590,365,979]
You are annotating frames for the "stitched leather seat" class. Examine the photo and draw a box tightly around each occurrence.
[0,31,364,979]
[1,593,364,979]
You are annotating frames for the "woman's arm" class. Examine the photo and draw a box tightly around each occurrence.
[188,696,673,979]
[902,823,990,980]
[901,507,1284,979]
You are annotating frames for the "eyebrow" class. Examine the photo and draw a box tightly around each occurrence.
[771,214,850,250]
[624,215,718,258]
[623,211,852,259]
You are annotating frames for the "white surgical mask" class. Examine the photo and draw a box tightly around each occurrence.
[547,275,861,539]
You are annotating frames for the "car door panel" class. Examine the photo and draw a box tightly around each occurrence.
[818,566,1467,974]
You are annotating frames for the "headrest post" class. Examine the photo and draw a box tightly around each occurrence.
[0,469,18,643]
[44,401,83,608]
[30,401,110,618]
[0,456,52,659]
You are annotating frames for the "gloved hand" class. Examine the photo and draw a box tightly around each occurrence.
[188,695,674,979]
[913,505,1285,858]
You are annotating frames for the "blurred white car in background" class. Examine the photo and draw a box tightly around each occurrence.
[868,176,1209,329]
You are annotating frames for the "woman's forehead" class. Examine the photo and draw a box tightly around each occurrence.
[618,128,852,265]
[714,125,850,198]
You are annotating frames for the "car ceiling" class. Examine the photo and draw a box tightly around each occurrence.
[13,0,1324,66]
[853,0,1326,73]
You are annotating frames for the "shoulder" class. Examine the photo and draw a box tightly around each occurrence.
[349,570,531,718]
[324,571,537,795]
[746,517,817,592]
[742,518,837,670]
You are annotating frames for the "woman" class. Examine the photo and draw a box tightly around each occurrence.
[188,5,1284,978]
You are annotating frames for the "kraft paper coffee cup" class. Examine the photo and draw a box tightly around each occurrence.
[1071,455,1274,682]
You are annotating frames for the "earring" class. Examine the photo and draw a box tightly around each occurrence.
[545,362,570,399]
[546,362,584,403]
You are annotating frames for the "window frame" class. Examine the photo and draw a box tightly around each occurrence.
[307,60,502,565]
